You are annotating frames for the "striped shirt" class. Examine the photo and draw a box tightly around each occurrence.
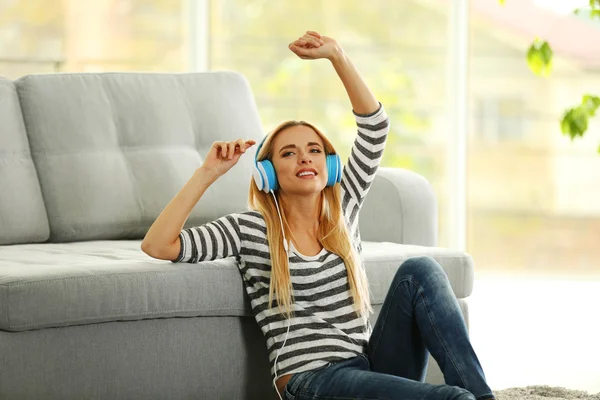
[172,103,390,381]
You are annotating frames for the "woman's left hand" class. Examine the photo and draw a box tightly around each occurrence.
[288,31,341,61]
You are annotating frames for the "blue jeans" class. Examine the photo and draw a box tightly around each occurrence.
[282,256,495,400]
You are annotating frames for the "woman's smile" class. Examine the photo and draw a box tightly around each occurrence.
[297,174,317,179]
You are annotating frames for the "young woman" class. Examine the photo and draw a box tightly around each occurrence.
[142,30,495,400]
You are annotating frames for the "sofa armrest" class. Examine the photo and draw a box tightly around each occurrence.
[358,167,438,247]
[363,243,474,299]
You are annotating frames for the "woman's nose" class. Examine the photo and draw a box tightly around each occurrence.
[299,153,312,163]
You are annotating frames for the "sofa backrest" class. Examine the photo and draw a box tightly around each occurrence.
[0,78,50,245]
[13,72,265,243]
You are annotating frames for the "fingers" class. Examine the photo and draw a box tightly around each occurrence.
[290,39,316,49]
[235,138,254,155]
[235,139,245,154]
[301,34,323,47]
[216,141,232,159]
[216,139,256,160]
[245,139,257,150]
[227,142,236,159]
[238,139,256,153]
[304,33,324,43]
[228,139,243,159]
[290,34,323,50]
[306,30,321,38]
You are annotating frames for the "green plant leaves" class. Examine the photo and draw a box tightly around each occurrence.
[504,2,600,150]
[574,1,600,17]
[582,94,600,116]
[561,108,588,139]
[561,95,600,140]
[527,38,553,77]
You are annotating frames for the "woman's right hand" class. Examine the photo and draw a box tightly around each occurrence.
[200,139,257,178]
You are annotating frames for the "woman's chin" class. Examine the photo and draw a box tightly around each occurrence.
[282,179,326,193]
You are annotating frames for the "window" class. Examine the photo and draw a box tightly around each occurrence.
[0,0,187,79]
[475,97,527,143]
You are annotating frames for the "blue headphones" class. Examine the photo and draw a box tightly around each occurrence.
[252,133,342,193]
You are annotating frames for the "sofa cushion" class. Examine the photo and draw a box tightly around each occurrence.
[0,78,49,245]
[15,72,264,242]
[0,240,473,332]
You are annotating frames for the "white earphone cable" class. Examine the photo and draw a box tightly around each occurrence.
[270,191,291,400]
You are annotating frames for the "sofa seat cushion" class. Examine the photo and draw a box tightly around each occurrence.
[0,241,474,332]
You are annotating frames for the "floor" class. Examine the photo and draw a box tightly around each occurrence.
[467,271,600,395]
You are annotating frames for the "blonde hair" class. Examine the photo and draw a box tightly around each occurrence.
[247,120,373,321]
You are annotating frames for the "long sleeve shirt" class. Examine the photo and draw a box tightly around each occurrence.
[172,103,390,381]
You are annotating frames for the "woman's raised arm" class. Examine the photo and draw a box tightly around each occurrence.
[288,30,380,115]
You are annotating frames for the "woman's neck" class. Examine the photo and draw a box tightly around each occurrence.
[288,220,319,237]
[279,193,321,235]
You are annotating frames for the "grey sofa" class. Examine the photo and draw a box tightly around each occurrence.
[0,71,475,400]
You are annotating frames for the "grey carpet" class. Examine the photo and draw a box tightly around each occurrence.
[494,386,600,400]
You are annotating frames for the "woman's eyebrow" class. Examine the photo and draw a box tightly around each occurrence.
[279,142,322,153]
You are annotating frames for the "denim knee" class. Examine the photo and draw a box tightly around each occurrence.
[455,388,477,400]
[428,385,476,400]
[396,256,447,284]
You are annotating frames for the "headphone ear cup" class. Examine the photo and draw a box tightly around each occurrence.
[252,163,266,191]
[335,154,342,183]
[253,134,279,193]
[326,154,341,187]
[325,155,333,186]
[260,159,278,191]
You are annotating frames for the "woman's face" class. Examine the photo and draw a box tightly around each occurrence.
[271,125,327,194]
